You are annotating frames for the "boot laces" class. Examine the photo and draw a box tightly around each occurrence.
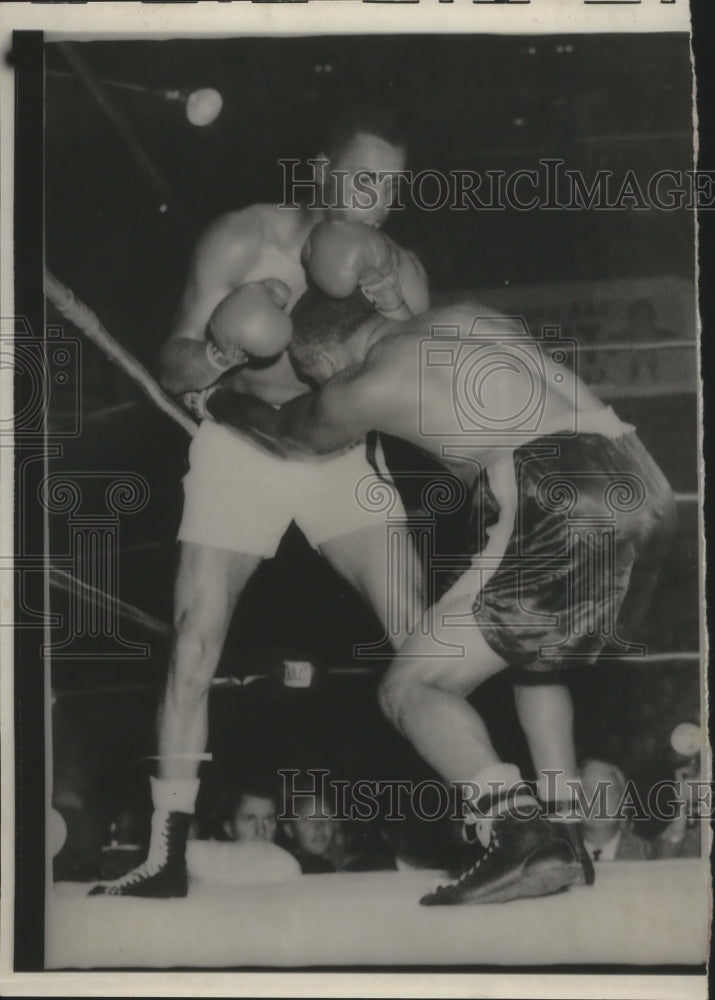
[436,829,501,893]
[104,815,170,890]
[106,861,155,891]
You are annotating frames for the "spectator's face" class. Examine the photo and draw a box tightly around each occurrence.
[231,794,277,843]
[289,799,336,857]
[321,132,406,228]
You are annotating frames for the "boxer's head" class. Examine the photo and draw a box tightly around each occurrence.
[316,105,406,228]
[290,286,379,384]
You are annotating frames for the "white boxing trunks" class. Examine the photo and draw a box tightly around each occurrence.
[178,420,403,556]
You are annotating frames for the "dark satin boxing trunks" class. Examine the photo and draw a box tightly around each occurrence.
[465,428,677,673]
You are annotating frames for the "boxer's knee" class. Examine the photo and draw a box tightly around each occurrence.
[378,663,423,730]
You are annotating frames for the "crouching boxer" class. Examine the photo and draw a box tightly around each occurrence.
[202,286,677,905]
[89,106,429,897]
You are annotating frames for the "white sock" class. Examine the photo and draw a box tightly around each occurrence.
[462,763,526,819]
[461,764,537,848]
[537,770,583,822]
[150,776,200,815]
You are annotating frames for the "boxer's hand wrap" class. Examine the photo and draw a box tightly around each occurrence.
[303,220,407,315]
[358,248,405,313]
[181,386,218,421]
[208,280,293,365]
[205,339,235,371]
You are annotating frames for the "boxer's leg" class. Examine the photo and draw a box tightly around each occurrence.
[158,420,290,782]
[376,594,506,781]
[512,681,578,801]
[321,521,421,653]
[302,445,422,652]
[89,543,261,898]
[89,423,288,897]
[512,680,595,885]
[374,593,582,906]
[158,542,262,780]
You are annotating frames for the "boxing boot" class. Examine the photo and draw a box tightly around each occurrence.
[88,810,190,898]
[420,796,583,906]
[546,816,595,886]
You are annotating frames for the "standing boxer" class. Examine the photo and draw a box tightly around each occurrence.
[90,107,428,897]
[203,280,676,905]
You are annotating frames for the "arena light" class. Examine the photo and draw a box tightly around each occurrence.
[670,722,701,758]
[156,85,224,126]
[48,69,224,126]
[184,88,223,127]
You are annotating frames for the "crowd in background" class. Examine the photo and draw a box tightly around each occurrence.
[53,753,704,887]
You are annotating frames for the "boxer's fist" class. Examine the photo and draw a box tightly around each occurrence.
[209,279,293,364]
[302,220,406,314]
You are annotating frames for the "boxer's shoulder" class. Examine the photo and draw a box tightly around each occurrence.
[195,208,265,266]
[244,203,308,245]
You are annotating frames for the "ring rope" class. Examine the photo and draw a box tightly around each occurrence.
[561,339,695,354]
[49,567,172,638]
[44,269,198,437]
[50,650,702,700]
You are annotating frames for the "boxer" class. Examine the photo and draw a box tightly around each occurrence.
[90,106,428,897]
[202,275,677,905]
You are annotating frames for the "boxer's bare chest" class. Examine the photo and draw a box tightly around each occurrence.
[239,244,308,311]
[226,208,314,403]
[235,206,311,310]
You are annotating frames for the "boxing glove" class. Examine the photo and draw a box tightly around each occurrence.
[208,279,293,365]
[302,220,406,314]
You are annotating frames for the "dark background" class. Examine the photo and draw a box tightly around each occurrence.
[41,34,700,866]
[45,33,695,371]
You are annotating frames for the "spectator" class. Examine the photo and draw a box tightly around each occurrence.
[282,791,337,873]
[578,758,651,862]
[186,776,299,886]
[281,782,400,873]
[224,778,279,843]
[632,758,704,860]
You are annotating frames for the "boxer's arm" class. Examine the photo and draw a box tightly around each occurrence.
[206,360,397,458]
[158,215,261,395]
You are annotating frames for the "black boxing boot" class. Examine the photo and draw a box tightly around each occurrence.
[542,806,595,886]
[420,791,583,906]
[88,810,190,898]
